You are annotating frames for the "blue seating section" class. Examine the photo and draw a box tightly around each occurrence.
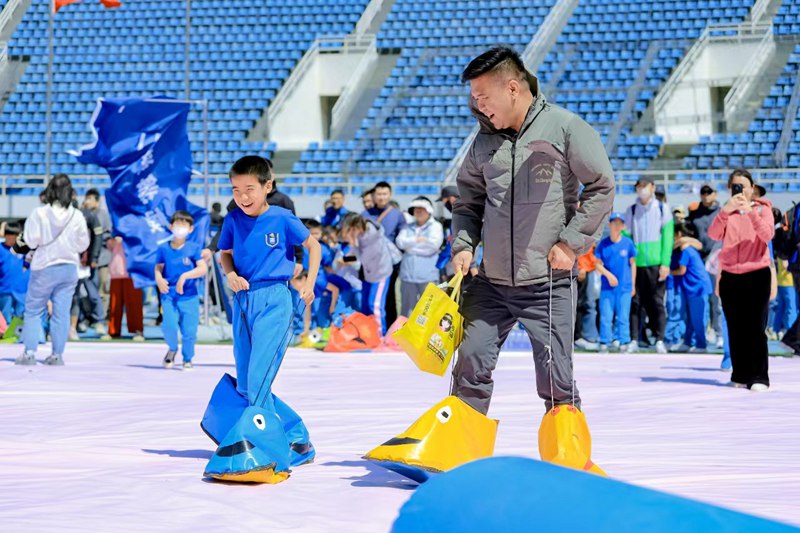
[0,0,367,193]
[292,0,756,190]
[683,44,800,171]
[775,0,800,35]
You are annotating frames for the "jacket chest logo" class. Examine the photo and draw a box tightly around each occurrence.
[182,257,192,266]
[533,163,555,183]
[265,232,280,248]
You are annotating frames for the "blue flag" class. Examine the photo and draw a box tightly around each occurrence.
[71,96,209,289]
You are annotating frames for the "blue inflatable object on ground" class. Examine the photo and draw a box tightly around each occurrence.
[201,373,315,476]
[392,457,796,533]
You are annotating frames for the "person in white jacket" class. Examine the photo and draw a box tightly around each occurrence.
[16,174,89,366]
[395,196,444,316]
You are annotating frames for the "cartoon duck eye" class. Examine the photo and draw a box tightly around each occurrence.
[436,406,452,424]
[253,414,266,430]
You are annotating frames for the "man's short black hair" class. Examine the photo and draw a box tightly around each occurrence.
[212,202,222,212]
[362,188,375,198]
[85,188,101,201]
[4,220,22,236]
[461,46,527,84]
[374,181,392,192]
[229,155,273,185]
[171,210,194,225]
[305,219,322,230]
[331,189,344,197]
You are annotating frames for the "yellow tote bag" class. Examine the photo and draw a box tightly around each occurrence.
[392,272,464,376]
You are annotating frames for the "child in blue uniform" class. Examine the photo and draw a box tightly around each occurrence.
[595,212,637,352]
[670,222,712,352]
[218,155,320,406]
[155,211,208,370]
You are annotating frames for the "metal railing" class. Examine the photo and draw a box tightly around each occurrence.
[655,23,772,118]
[724,25,775,120]
[0,41,7,74]
[354,0,389,35]
[0,0,21,37]
[605,40,661,156]
[749,0,773,26]
[774,69,800,167]
[329,34,378,138]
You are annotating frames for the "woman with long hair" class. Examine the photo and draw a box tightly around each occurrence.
[15,174,89,366]
[708,169,774,391]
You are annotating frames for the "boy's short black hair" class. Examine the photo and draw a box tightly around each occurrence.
[229,155,273,185]
[305,219,322,230]
[212,202,222,212]
[171,210,194,225]
[331,189,344,197]
[85,188,101,201]
[374,181,392,192]
[4,220,22,236]
[673,221,695,238]
[461,46,527,83]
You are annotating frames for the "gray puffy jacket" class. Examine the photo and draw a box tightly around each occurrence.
[452,72,615,286]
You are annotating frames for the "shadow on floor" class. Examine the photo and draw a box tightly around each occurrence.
[320,459,418,490]
[641,376,729,387]
[142,448,213,459]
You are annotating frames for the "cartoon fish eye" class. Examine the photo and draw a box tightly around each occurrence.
[436,406,452,424]
[253,414,266,430]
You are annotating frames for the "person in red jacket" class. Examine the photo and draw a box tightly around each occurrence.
[708,169,774,391]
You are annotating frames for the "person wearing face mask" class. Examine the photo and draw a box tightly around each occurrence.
[708,169,774,392]
[624,176,673,354]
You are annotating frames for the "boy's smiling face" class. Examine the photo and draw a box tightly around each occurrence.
[231,173,272,216]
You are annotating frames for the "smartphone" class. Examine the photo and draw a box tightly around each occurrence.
[731,183,743,196]
[343,255,357,263]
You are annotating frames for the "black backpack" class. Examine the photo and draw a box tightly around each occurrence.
[775,202,800,273]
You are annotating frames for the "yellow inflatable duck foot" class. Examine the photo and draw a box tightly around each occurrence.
[538,404,606,476]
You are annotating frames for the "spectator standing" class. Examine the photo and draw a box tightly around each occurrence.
[708,169,774,391]
[103,236,145,342]
[687,184,723,347]
[669,223,712,352]
[625,176,673,353]
[321,189,349,227]
[395,196,444,316]
[83,189,113,316]
[16,174,89,366]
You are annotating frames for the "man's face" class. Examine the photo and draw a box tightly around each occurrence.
[373,187,391,209]
[701,191,716,206]
[470,73,518,131]
[331,192,344,209]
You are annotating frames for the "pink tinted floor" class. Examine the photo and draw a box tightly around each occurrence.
[0,343,798,532]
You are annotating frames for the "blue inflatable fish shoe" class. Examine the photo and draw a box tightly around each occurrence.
[204,404,292,483]
[200,374,315,467]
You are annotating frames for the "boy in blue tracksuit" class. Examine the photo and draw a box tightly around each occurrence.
[595,212,637,352]
[155,211,208,370]
[0,222,27,323]
[202,155,321,482]
[670,222,712,352]
[219,156,320,402]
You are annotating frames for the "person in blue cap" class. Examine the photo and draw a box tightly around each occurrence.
[594,212,637,352]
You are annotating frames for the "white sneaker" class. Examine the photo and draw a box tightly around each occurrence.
[68,328,80,341]
[132,334,145,342]
[574,338,599,351]
[598,344,609,353]
[715,337,724,349]
[670,343,691,353]
[750,383,769,392]
[689,346,707,354]
[626,341,638,353]
[611,340,621,351]
[655,340,667,354]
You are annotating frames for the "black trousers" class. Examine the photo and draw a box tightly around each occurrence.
[720,267,771,387]
[630,265,666,342]
[384,263,401,327]
[781,274,800,355]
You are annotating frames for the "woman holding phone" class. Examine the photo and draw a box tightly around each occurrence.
[708,169,774,391]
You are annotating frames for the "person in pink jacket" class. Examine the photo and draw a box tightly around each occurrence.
[708,169,774,391]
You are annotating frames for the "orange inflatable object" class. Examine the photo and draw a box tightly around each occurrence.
[538,404,606,476]
[324,312,382,352]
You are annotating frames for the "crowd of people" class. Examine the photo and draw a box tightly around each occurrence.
[2,166,798,387]
[573,170,799,388]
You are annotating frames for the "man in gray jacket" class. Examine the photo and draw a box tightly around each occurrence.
[451,46,615,413]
